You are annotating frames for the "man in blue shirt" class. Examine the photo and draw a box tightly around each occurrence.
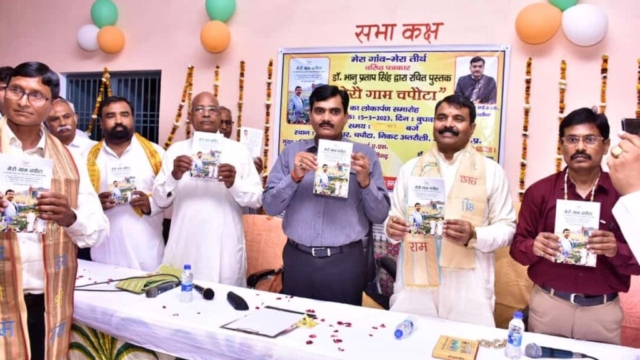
[263,85,390,305]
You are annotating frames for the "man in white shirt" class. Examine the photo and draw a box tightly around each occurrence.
[84,96,166,272]
[153,92,262,286]
[384,94,516,327]
[46,97,97,156]
[0,61,108,360]
[608,131,640,257]
[0,66,13,116]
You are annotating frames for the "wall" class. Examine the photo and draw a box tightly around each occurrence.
[0,0,637,198]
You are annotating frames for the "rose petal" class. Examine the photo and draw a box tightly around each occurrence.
[337,321,344,325]
[320,319,325,322]
[331,334,338,338]
[338,348,344,352]
[306,340,313,345]
[333,330,339,333]
[369,334,373,337]
[329,324,334,327]
[255,306,260,310]
[333,339,343,343]
[276,297,282,300]
[162,306,166,309]
[380,324,386,328]
[372,326,378,330]
[309,334,317,338]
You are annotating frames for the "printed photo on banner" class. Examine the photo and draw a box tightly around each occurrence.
[276,46,510,190]
[314,139,353,198]
[108,169,137,205]
[287,57,330,125]
[0,154,53,234]
[191,131,223,179]
[454,56,499,105]
[554,200,600,267]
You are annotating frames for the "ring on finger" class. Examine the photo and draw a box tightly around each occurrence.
[611,145,624,159]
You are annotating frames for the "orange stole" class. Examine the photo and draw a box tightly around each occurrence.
[0,132,79,360]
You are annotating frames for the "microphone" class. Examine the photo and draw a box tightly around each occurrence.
[194,284,215,300]
[145,281,180,298]
[525,343,589,358]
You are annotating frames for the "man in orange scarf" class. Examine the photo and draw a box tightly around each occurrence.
[0,62,108,359]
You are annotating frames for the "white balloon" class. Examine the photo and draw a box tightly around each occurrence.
[562,4,608,47]
[76,24,100,52]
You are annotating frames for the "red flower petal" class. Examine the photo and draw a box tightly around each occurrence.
[333,339,343,343]
[255,306,260,310]
[380,324,386,328]
[372,326,378,330]
[345,323,352,328]
[329,324,334,327]
[333,330,339,333]
[338,348,344,352]
[276,297,282,300]
[320,319,325,322]
[369,334,373,337]
[331,334,338,338]
[306,340,313,345]
[337,321,344,325]
[162,306,166,309]
[309,334,317,338]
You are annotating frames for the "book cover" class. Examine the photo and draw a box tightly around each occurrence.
[190,131,223,179]
[313,139,353,198]
[432,335,479,360]
[406,177,445,236]
[0,155,53,234]
[554,199,601,267]
[239,127,264,159]
[107,164,136,205]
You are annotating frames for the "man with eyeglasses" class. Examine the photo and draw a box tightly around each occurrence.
[0,66,14,116]
[47,97,97,157]
[0,62,108,359]
[511,107,640,344]
[153,92,262,286]
[83,95,166,272]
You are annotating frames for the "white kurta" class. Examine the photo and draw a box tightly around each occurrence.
[153,137,262,286]
[383,150,516,327]
[613,191,640,258]
[84,137,166,272]
[68,134,97,158]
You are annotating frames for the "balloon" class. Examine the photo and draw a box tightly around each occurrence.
[515,3,562,45]
[205,0,236,22]
[97,26,125,54]
[76,24,100,52]
[91,0,118,28]
[200,21,231,53]
[548,0,579,12]
[562,4,608,47]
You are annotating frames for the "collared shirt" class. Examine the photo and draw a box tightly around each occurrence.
[613,191,640,260]
[83,136,165,272]
[68,134,97,158]
[510,168,640,295]
[263,138,390,247]
[3,123,108,293]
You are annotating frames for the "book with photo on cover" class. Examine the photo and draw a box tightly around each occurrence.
[0,154,53,234]
[406,177,445,236]
[432,335,479,360]
[190,131,223,179]
[108,164,137,205]
[239,127,264,159]
[554,199,601,267]
[313,139,353,198]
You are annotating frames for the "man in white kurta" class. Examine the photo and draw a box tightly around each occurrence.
[153,92,262,286]
[384,94,516,327]
[84,96,165,272]
[47,98,97,157]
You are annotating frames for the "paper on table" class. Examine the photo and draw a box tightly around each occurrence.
[221,306,305,338]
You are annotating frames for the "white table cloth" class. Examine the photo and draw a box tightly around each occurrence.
[73,260,640,360]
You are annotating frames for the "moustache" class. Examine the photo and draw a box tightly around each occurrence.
[319,121,334,128]
[437,127,459,136]
[571,151,592,161]
[58,125,72,131]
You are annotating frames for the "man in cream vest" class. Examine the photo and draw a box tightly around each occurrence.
[384,94,516,327]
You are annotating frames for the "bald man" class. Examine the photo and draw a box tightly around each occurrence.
[153,92,262,285]
[47,98,96,156]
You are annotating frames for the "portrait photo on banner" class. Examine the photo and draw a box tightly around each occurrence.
[286,57,330,125]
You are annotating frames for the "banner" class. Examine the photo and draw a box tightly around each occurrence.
[274,45,511,190]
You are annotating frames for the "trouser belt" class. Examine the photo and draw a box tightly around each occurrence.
[287,239,362,258]
[540,285,618,307]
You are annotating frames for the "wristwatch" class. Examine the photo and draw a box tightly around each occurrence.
[465,226,478,249]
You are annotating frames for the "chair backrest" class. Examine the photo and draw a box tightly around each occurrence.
[243,214,287,292]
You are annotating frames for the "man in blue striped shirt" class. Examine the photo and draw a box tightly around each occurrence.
[263,85,389,305]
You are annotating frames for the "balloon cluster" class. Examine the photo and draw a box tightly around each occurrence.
[200,0,236,54]
[515,0,608,47]
[76,0,125,54]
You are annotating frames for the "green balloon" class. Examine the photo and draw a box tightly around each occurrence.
[91,0,118,28]
[205,0,236,23]
[549,0,579,11]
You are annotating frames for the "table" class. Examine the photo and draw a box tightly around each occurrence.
[72,260,640,360]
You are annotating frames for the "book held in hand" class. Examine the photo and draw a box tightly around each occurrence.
[107,164,136,205]
[313,139,353,198]
[554,199,601,267]
[0,154,53,234]
[239,127,264,159]
[406,177,445,236]
[190,131,223,179]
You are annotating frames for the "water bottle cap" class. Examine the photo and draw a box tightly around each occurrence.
[184,264,191,270]
[514,311,523,319]
[394,329,403,339]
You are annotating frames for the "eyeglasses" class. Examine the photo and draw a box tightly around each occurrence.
[5,86,49,107]
[194,106,220,115]
[220,120,234,126]
[561,135,604,146]
[0,85,7,91]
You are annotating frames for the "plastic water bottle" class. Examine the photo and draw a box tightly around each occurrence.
[394,316,416,339]
[505,311,525,359]
[180,264,194,303]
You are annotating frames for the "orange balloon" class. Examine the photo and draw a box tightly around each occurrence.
[97,26,125,54]
[515,3,562,45]
[200,21,231,54]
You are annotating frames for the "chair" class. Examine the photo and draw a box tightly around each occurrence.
[243,214,287,293]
